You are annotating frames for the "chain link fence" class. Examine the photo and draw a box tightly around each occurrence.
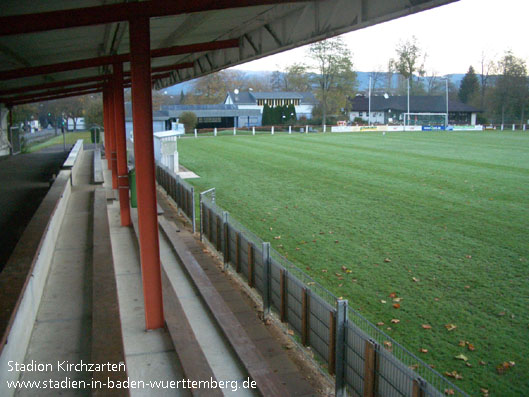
[190,191,469,397]
[155,164,195,233]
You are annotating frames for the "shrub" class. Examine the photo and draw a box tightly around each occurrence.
[179,111,197,133]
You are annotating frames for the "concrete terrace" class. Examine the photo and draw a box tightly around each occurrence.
[0,144,326,396]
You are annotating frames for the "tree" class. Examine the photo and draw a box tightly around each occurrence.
[479,51,496,110]
[262,104,272,126]
[307,37,356,126]
[179,111,197,133]
[390,36,426,93]
[458,66,480,104]
[492,51,528,124]
[84,95,103,127]
[283,63,312,92]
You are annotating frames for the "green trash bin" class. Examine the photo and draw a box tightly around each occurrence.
[129,168,137,208]
[90,127,100,143]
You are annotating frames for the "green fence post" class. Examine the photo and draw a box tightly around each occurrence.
[129,169,137,208]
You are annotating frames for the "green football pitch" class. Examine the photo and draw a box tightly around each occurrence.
[178,131,528,396]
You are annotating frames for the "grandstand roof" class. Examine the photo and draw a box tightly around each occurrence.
[348,95,480,113]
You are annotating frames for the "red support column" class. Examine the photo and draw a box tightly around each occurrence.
[129,16,164,330]
[112,62,131,226]
[102,87,111,169]
[108,85,118,189]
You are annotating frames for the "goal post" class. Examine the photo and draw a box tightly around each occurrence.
[404,112,448,127]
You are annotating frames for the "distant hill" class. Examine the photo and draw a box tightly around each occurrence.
[162,70,467,95]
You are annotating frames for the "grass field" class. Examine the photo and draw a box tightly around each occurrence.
[178,131,528,396]
[24,131,91,153]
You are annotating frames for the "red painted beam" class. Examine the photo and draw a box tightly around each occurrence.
[8,88,102,107]
[0,0,308,36]
[0,40,237,81]
[0,83,104,103]
[0,74,110,97]
[129,17,164,330]
[113,62,131,227]
[123,62,194,77]
[151,40,238,58]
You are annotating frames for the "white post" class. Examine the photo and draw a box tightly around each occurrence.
[194,128,197,138]
[524,124,526,131]
[288,125,292,134]
[501,124,504,131]
[323,124,327,133]
[512,124,515,131]
[271,126,274,135]
[234,126,236,135]
[368,75,372,126]
[407,77,410,128]
[252,126,255,135]
[214,127,217,136]
[305,125,308,134]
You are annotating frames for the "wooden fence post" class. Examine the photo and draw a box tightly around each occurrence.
[216,214,222,251]
[328,309,337,375]
[235,232,241,273]
[364,339,377,397]
[412,378,426,397]
[262,242,271,317]
[248,243,254,288]
[335,299,348,397]
[301,287,310,346]
[280,269,287,322]
[223,212,229,270]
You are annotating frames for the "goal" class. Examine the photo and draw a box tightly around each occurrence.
[404,112,447,127]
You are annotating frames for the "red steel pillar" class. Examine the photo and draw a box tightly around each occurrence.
[112,62,131,226]
[102,87,111,169]
[129,16,164,330]
[108,87,118,189]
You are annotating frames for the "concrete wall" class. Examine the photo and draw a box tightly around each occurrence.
[0,170,72,395]
[0,106,10,156]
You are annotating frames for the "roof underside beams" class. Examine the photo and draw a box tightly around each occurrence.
[155,0,458,89]
[0,0,458,105]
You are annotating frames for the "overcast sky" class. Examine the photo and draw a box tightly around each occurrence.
[232,0,528,75]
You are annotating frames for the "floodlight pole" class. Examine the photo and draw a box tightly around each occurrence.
[368,76,371,126]
[445,77,449,128]
[406,77,410,128]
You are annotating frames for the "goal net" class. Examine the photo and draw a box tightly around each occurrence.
[404,112,447,126]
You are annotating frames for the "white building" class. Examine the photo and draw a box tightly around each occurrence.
[224,91,318,125]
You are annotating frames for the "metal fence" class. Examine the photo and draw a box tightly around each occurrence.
[196,192,468,397]
[155,164,196,233]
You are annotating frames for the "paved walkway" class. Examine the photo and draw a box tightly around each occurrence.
[0,145,68,271]
[16,149,93,396]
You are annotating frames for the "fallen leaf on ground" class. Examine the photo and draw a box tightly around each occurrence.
[467,343,476,351]
[444,371,463,380]
[384,258,392,263]
[381,300,387,304]
[458,340,466,347]
[420,348,428,353]
[389,292,397,298]
[391,319,400,324]
[383,341,392,351]
[479,360,486,365]
[377,322,385,326]
[393,303,401,309]
[445,323,457,331]
[444,389,455,395]
[393,297,403,302]
[287,329,294,335]
[455,354,468,362]
[274,235,281,239]
[480,388,489,397]
[422,324,432,329]
[412,277,420,282]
